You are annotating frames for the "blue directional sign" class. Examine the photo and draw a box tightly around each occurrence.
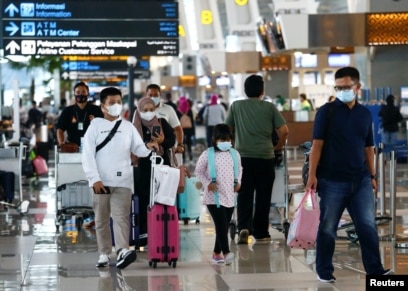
[60,59,150,72]
[1,0,179,56]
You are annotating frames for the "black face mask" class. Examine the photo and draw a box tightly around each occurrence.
[75,95,88,103]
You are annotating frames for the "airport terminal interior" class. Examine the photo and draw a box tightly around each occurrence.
[1,0,408,290]
[0,129,408,291]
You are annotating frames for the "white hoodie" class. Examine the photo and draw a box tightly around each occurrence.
[82,116,150,191]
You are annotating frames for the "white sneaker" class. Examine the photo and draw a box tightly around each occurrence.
[96,254,110,268]
[224,253,235,265]
[317,275,336,283]
[116,248,136,269]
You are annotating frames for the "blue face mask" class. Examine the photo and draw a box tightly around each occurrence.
[151,97,160,105]
[336,90,355,103]
[217,141,232,151]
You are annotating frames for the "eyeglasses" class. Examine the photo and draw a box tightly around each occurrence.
[334,84,356,92]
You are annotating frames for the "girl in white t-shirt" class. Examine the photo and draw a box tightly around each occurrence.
[194,124,242,265]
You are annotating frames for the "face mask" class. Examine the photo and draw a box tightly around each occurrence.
[140,111,156,121]
[217,141,232,151]
[75,94,88,103]
[336,90,355,103]
[105,104,122,117]
[151,97,160,105]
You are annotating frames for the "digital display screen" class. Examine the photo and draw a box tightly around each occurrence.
[401,87,408,100]
[2,1,179,56]
[295,54,317,68]
[216,76,230,86]
[328,54,351,67]
[198,76,211,86]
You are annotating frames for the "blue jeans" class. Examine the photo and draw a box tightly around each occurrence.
[316,176,385,277]
[381,131,398,146]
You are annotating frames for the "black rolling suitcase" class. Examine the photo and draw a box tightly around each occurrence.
[110,194,140,247]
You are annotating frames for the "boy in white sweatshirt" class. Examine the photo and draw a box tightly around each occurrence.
[82,87,158,269]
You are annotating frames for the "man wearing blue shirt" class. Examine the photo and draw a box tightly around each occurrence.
[306,67,391,283]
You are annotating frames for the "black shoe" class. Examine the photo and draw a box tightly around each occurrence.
[116,248,136,269]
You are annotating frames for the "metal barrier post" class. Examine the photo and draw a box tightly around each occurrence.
[389,150,396,240]
[378,143,386,216]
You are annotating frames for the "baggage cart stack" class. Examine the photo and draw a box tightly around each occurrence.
[270,146,304,239]
[55,147,93,232]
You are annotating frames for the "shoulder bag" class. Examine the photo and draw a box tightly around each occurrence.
[96,120,122,152]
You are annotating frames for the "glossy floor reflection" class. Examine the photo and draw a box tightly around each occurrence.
[1,150,408,290]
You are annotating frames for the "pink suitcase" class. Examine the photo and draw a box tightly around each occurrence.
[147,152,179,268]
[147,204,179,268]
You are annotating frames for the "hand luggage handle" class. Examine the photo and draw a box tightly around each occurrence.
[295,189,318,211]
[149,151,164,208]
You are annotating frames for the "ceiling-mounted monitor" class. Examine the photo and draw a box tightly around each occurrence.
[295,54,317,68]
[328,54,351,67]
[198,76,211,86]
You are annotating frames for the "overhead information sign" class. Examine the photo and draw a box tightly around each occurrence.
[1,0,179,56]
[60,57,149,71]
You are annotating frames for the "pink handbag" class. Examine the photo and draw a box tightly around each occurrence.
[32,155,48,176]
[287,189,320,250]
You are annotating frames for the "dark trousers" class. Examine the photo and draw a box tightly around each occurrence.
[237,157,275,239]
[207,204,234,254]
[206,126,214,147]
[183,132,194,161]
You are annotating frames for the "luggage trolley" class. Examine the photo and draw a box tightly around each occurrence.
[55,146,93,232]
[270,146,304,239]
[0,142,30,215]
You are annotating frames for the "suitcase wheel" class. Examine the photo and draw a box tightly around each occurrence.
[183,218,189,225]
[171,260,177,268]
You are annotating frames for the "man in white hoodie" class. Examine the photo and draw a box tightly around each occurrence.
[82,87,158,269]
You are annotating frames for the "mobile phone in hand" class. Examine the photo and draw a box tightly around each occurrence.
[93,186,111,194]
[152,126,160,137]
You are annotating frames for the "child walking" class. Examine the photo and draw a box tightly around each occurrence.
[194,124,242,265]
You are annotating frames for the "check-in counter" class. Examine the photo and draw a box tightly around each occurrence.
[280,111,315,147]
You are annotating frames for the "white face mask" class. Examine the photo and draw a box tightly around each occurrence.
[140,111,156,121]
[105,103,122,117]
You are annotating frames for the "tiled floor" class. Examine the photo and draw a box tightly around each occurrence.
[1,144,408,290]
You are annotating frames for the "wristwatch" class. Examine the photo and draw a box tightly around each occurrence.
[370,174,377,180]
[177,144,184,148]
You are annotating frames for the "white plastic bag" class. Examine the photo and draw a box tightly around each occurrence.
[152,164,180,206]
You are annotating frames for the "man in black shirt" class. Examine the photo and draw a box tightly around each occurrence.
[56,81,103,147]
[164,92,181,119]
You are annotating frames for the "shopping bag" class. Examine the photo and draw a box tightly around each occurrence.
[152,163,180,206]
[287,189,320,250]
[32,155,48,176]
